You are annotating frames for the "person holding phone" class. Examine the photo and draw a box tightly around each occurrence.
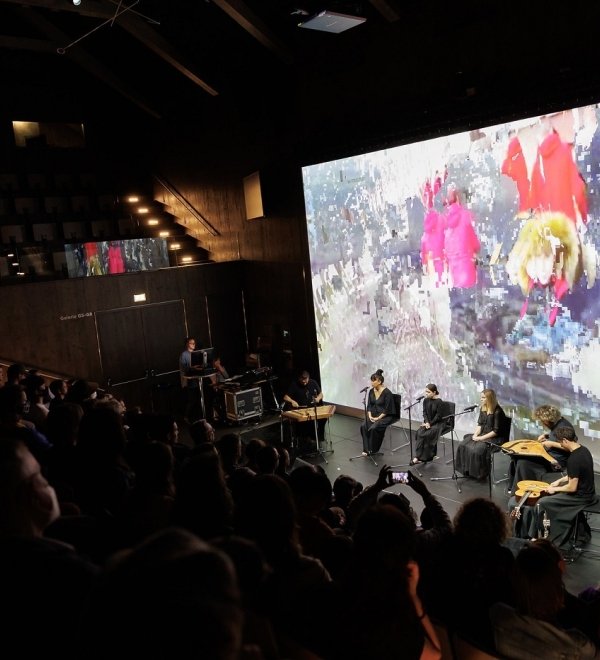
[412,383,443,464]
[360,369,395,456]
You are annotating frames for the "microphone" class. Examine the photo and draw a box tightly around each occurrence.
[464,404,479,412]
[359,386,369,393]
[415,395,425,402]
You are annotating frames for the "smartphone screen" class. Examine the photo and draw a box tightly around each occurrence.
[391,471,408,484]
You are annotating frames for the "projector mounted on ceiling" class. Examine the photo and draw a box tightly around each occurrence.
[298,10,366,34]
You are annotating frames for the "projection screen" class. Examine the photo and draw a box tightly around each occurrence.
[302,103,600,455]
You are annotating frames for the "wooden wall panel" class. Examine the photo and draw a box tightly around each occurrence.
[0,262,247,386]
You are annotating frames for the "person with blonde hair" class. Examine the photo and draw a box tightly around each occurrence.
[455,389,509,480]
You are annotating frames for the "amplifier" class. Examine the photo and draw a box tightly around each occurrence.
[225,387,262,422]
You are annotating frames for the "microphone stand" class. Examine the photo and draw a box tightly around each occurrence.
[349,388,381,467]
[429,408,475,493]
[391,398,422,457]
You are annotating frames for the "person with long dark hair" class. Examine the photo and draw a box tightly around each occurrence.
[455,388,509,480]
[412,384,443,464]
[360,369,395,456]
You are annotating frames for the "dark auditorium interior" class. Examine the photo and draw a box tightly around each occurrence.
[1,1,600,658]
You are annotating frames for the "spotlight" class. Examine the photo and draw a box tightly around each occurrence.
[73,0,81,5]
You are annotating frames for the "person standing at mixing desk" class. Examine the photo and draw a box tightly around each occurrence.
[283,370,325,442]
[179,336,201,423]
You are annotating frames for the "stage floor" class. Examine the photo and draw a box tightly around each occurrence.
[217,411,600,596]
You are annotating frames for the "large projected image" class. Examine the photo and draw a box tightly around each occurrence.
[302,104,600,449]
[65,238,169,278]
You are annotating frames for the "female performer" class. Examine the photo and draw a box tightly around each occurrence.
[412,384,443,464]
[455,389,508,480]
[360,369,395,455]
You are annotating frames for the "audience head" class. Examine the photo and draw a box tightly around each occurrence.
[244,437,266,470]
[454,497,508,545]
[6,363,26,385]
[66,380,97,406]
[235,474,299,565]
[255,445,279,475]
[333,474,363,511]
[514,543,564,621]
[189,419,215,447]
[288,464,332,515]
[145,413,178,445]
[24,374,47,404]
[87,527,242,659]
[45,402,83,449]
[379,492,417,528]
[49,379,68,399]
[172,451,233,540]
[0,438,60,537]
[534,405,562,428]
[0,384,28,423]
[77,406,127,465]
[215,433,242,470]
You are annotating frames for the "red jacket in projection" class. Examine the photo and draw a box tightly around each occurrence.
[421,209,446,283]
[529,131,587,223]
[444,202,480,288]
[501,136,531,212]
[108,244,125,274]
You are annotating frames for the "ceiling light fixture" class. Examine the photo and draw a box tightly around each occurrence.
[298,10,366,33]
[73,0,81,5]
[147,219,159,225]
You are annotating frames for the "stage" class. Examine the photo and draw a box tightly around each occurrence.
[216,410,600,597]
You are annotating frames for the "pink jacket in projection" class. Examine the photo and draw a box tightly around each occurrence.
[420,210,446,283]
[530,131,587,223]
[444,202,480,288]
[501,136,530,212]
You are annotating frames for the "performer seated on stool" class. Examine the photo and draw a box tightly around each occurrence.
[517,427,596,549]
[412,383,443,464]
[455,389,508,480]
[507,405,571,493]
[283,370,325,440]
[360,369,395,456]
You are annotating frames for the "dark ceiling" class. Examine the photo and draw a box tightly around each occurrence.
[2,0,600,156]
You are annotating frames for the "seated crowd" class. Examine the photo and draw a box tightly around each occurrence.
[0,363,599,659]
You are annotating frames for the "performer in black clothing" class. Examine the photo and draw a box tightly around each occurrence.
[507,405,572,493]
[412,384,443,464]
[455,389,509,480]
[284,371,323,408]
[522,427,596,549]
[360,369,395,455]
[284,370,325,440]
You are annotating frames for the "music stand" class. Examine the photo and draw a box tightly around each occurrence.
[429,406,475,493]
[349,388,382,467]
